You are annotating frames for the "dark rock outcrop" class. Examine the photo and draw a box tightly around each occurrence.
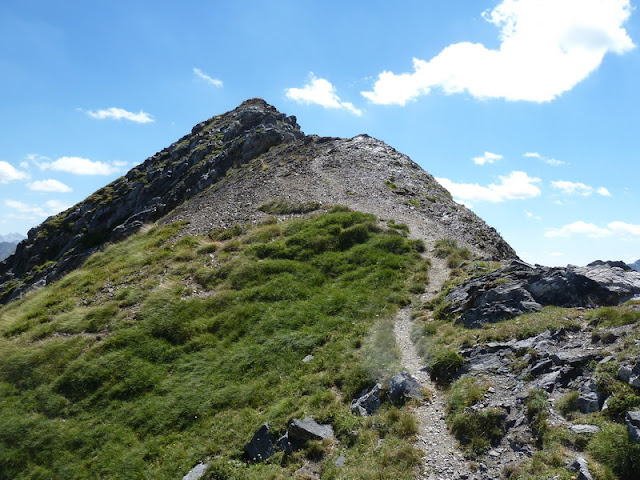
[351,384,383,416]
[446,259,640,327]
[388,371,424,404]
[244,423,276,462]
[0,99,303,304]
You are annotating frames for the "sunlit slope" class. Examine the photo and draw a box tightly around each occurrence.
[0,208,429,479]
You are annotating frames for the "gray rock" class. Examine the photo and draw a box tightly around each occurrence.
[530,359,553,376]
[301,354,314,363]
[618,365,633,383]
[569,424,601,435]
[244,424,276,462]
[351,384,383,416]
[577,379,603,413]
[445,260,640,327]
[468,354,506,373]
[182,462,208,480]
[388,371,424,404]
[550,351,600,367]
[567,456,593,480]
[287,417,334,449]
[334,455,346,467]
[626,411,640,443]
[538,371,561,392]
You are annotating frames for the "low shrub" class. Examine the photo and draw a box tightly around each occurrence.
[526,388,549,447]
[427,347,464,384]
[588,422,640,479]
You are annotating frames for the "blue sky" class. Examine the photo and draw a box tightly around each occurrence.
[1,0,639,266]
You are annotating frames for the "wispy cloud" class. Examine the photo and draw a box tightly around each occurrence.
[86,107,154,124]
[473,151,503,165]
[0,161,28,183]
[38,156,120,175]
[545,220,640,238]
[551,180,612,197]
[362,0,634,104]
[5,199,70,218]
[193,68,223,87]
[27,179,72,193]
[524,152,567,166]
[286,74,362,116]
[436,171,541,203]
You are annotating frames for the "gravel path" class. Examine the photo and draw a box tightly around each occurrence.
[394,257,480,480]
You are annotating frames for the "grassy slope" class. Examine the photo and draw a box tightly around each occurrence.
[0,208,429,479]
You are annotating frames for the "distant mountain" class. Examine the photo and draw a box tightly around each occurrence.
[629,259,640,272]
[0,233,24,262]
[0,233,24,243]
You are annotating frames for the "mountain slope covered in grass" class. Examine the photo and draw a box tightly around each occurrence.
[0,207,429,479]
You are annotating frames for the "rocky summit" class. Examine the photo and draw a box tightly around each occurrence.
[0,98,513,304]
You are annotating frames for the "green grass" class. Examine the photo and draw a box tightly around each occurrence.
[257,198,322,215]
[446,377,504,456]
[0,210,427,479]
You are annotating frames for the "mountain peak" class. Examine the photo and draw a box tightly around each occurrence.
[0,100,514,303]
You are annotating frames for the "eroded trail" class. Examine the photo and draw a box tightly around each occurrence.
[393,257,477,480]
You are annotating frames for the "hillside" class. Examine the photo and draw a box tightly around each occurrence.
[1,100,639,480]
[0,209,430,479]
[0,99,514,305]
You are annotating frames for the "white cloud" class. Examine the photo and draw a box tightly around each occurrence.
[524,152,567,166]
[286,74,362,116]
[362,0,634,104]
[193,68,223,87]
[5,199,70,218]
[27,179,72,193]
[545,220,640,238]
[0,161,28,183]
[551,180,611,197]
[545,221,611,238]
[39,156,119,175]
[86,107,154,123]
[608,221,640,237]
[526,211,542,220]
[473,151,503,165]
[436,171,541,203]
[551,180,593,196]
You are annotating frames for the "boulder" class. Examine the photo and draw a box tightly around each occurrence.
[351,384,383,416]
[577,379,603,414]
[569,424,601,435]
[182,463,208,480]
[388,371,424,404]
[286,417,334,450]
[244,424,276,462]
[567,456,593,480]
[626,411,640,443]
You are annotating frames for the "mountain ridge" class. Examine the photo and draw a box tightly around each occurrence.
[0,98,514,304]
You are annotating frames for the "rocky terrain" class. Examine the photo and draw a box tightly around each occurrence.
[0,99,513,304]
